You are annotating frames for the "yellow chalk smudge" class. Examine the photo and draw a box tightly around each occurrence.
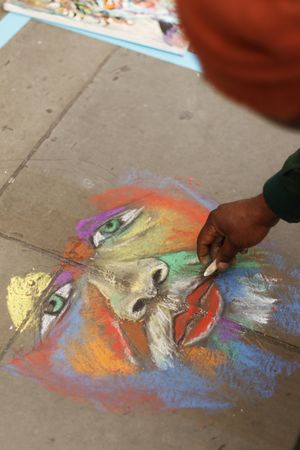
[7,272,51,332]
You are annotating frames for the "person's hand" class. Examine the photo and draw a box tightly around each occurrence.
[198,194,280,271]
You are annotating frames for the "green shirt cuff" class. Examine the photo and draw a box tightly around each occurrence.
[263,171,300,223]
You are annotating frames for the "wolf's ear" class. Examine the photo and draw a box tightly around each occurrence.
[7,272,51,333]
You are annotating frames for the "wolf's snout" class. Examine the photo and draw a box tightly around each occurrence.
[125,259,169,320]
[93,258,169,321]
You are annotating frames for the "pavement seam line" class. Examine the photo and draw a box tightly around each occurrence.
[0,231,299,360]
[0,267,62,362]
[0,45,119,198]
[0,229,143,287]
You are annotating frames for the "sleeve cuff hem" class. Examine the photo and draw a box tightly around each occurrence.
[263,171,300,223]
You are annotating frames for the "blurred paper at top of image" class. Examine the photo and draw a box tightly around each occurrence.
[4,0,188,53]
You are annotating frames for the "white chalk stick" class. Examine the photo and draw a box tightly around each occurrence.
[203,259,218,277]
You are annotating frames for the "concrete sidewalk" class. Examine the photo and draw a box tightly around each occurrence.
[0,20,299,450]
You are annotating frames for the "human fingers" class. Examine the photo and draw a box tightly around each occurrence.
[197,219,222,265]
[210,236,224,260]
[216,237,240,271]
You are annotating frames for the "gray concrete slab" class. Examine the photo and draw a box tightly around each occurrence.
[0,20,114,186]
[0,163,115,255]
[0,23,299,450]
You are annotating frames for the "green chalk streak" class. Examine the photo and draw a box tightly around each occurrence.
[226,315,254,331]
[158,251,202,283]
[235,260,261,269]
[235,247,271,270]
[210,334,240,362]
[109,291,124,311]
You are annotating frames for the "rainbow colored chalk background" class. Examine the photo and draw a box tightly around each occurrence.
[5,174,300,413]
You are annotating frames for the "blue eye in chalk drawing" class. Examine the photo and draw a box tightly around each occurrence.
[92,208,143,248]
[41,283,72,339]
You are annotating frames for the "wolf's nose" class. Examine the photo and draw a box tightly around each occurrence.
[150,262,169,285]
[132,298,146,314]
[152,267,167,285]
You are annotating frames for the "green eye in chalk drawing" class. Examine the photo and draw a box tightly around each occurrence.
[45,294,66,316]
[99,218,122,235]
[92,208,144,248]
[40,283,72,339]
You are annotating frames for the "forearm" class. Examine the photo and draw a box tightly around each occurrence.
[263,148,300,223]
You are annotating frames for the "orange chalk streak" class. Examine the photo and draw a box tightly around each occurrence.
[63,237,94,261]
[90,186,209,226]
[90,186,151,210]
[184,347,226,377]
[67,284,137,377]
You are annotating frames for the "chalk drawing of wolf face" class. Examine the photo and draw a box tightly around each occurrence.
[6,178,300,412]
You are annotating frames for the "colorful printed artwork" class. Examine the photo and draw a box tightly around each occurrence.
[5,175,300,412]
[4,0,187,54]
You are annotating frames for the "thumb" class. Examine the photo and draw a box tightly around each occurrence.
[216,237,239,270]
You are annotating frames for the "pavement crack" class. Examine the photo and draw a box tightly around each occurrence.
[237,325,300,354]
[0,267,61,363]
[0,46,119,199]
[0,230,90,269]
